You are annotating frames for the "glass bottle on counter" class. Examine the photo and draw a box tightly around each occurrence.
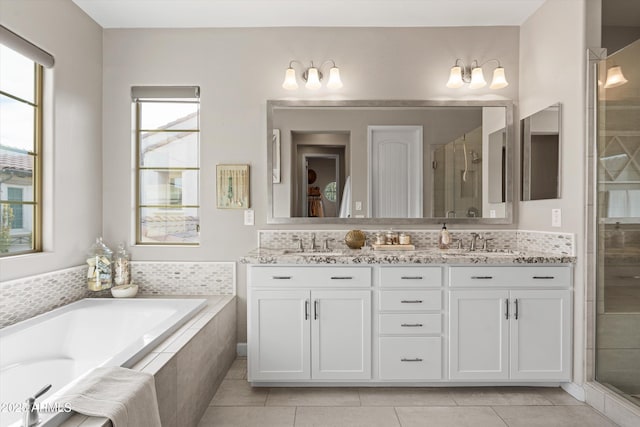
[113,243,130,286]
[87,237,113,291]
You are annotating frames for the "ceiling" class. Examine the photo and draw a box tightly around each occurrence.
[71,0,546,29]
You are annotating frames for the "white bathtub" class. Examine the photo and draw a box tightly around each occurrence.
[0,298,206,427]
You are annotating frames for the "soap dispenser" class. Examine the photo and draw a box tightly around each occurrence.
[438,223,451,249]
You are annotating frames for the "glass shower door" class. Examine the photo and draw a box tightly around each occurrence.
[596,39,640,406]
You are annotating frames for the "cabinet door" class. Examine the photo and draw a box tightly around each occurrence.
[249,290,310,380]
[449,290,509,380]
[509,290,571,380]
[311,290,371,380]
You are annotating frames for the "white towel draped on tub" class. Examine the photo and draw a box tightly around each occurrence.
[56,367,162,427]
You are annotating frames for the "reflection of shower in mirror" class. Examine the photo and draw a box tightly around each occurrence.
[471,150,482,163]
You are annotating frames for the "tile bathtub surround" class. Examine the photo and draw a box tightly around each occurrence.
[60,296,237,427]
[0,261,236,329]
[131,261,236,296]
[257,230,575,256]
[0,266,90,328]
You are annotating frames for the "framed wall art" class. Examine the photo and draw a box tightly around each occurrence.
[217,164,250,209]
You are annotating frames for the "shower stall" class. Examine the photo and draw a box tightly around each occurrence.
[595,38,640,407]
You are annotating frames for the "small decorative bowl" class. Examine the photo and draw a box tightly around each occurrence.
[345,230,366,249]
[111,284,138,298]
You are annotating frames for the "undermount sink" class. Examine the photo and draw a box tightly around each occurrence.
[444,249,522,256]
[283,250,344,256]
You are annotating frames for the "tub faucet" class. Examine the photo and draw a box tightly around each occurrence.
[23,384,51,427]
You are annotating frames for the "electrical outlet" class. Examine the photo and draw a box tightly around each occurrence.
[551,208,561,227]
[490,210,496,218]
[244,209,254,226]
[355,201,362,211]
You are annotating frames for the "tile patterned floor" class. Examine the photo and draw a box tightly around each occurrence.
[197,358,618,427]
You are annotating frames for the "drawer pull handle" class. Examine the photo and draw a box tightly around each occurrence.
[514,298,519,320]
[401,300,423,304]
[401,358,423,362]
[401,323,423,327]
[304,300,309,320]
[314,300,319,320]
[533,276,555,279]
[331,276,354,280]
[471,276,493,279]
[401,276,423,280]
[272,276,292,280]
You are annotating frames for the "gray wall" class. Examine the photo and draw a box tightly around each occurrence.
[0,0,103,281]
[519,0,588,386]
[101,26,519,343]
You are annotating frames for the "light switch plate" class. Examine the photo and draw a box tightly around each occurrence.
[490,210,496,218]
[244,209,254,226]
[551,208,561,227]
[355,201,362,211]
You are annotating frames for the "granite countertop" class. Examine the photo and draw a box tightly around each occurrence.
[240,247,576,265]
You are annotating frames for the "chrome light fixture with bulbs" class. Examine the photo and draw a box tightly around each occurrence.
[282,60,343,90]
[446,59,508,90]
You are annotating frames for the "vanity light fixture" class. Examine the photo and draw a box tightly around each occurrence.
[446,59,508,90]
[603,65,628,89]
[282,60,343,90]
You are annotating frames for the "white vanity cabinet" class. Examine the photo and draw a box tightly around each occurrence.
[449,266,572,381]
[248,266,372,382]
[377,266,444,381]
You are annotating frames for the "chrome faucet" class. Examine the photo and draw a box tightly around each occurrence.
[322,238,335,251]
[23,384,51,427]
[292,235,304,251]
[469,233,483,251]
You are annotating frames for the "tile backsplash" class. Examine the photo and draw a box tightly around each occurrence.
[0,261,235,329]
[258,229,575,256]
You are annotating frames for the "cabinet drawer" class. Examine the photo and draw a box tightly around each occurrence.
[379,337,442,380]
[250,266,371,287]
[449,266,571,287]
[379,314,441,335]
[379,290,441,311]
[379,267,442,287]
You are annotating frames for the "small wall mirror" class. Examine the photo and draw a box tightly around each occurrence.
[521,103,562,201]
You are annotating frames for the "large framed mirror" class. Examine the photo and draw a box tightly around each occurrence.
[267,100,514,224]
[521,103,562,201]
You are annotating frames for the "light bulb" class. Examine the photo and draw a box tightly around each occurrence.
[326,67,343,89]
[469,67,486,89]
[489,66,508,89]
[282,67,298,90]
[446,66,464,88]
[305,67,322,89]
[604,66,628,89]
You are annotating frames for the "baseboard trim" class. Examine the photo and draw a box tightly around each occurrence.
[236,342,247,357]
[562,382,586,401]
